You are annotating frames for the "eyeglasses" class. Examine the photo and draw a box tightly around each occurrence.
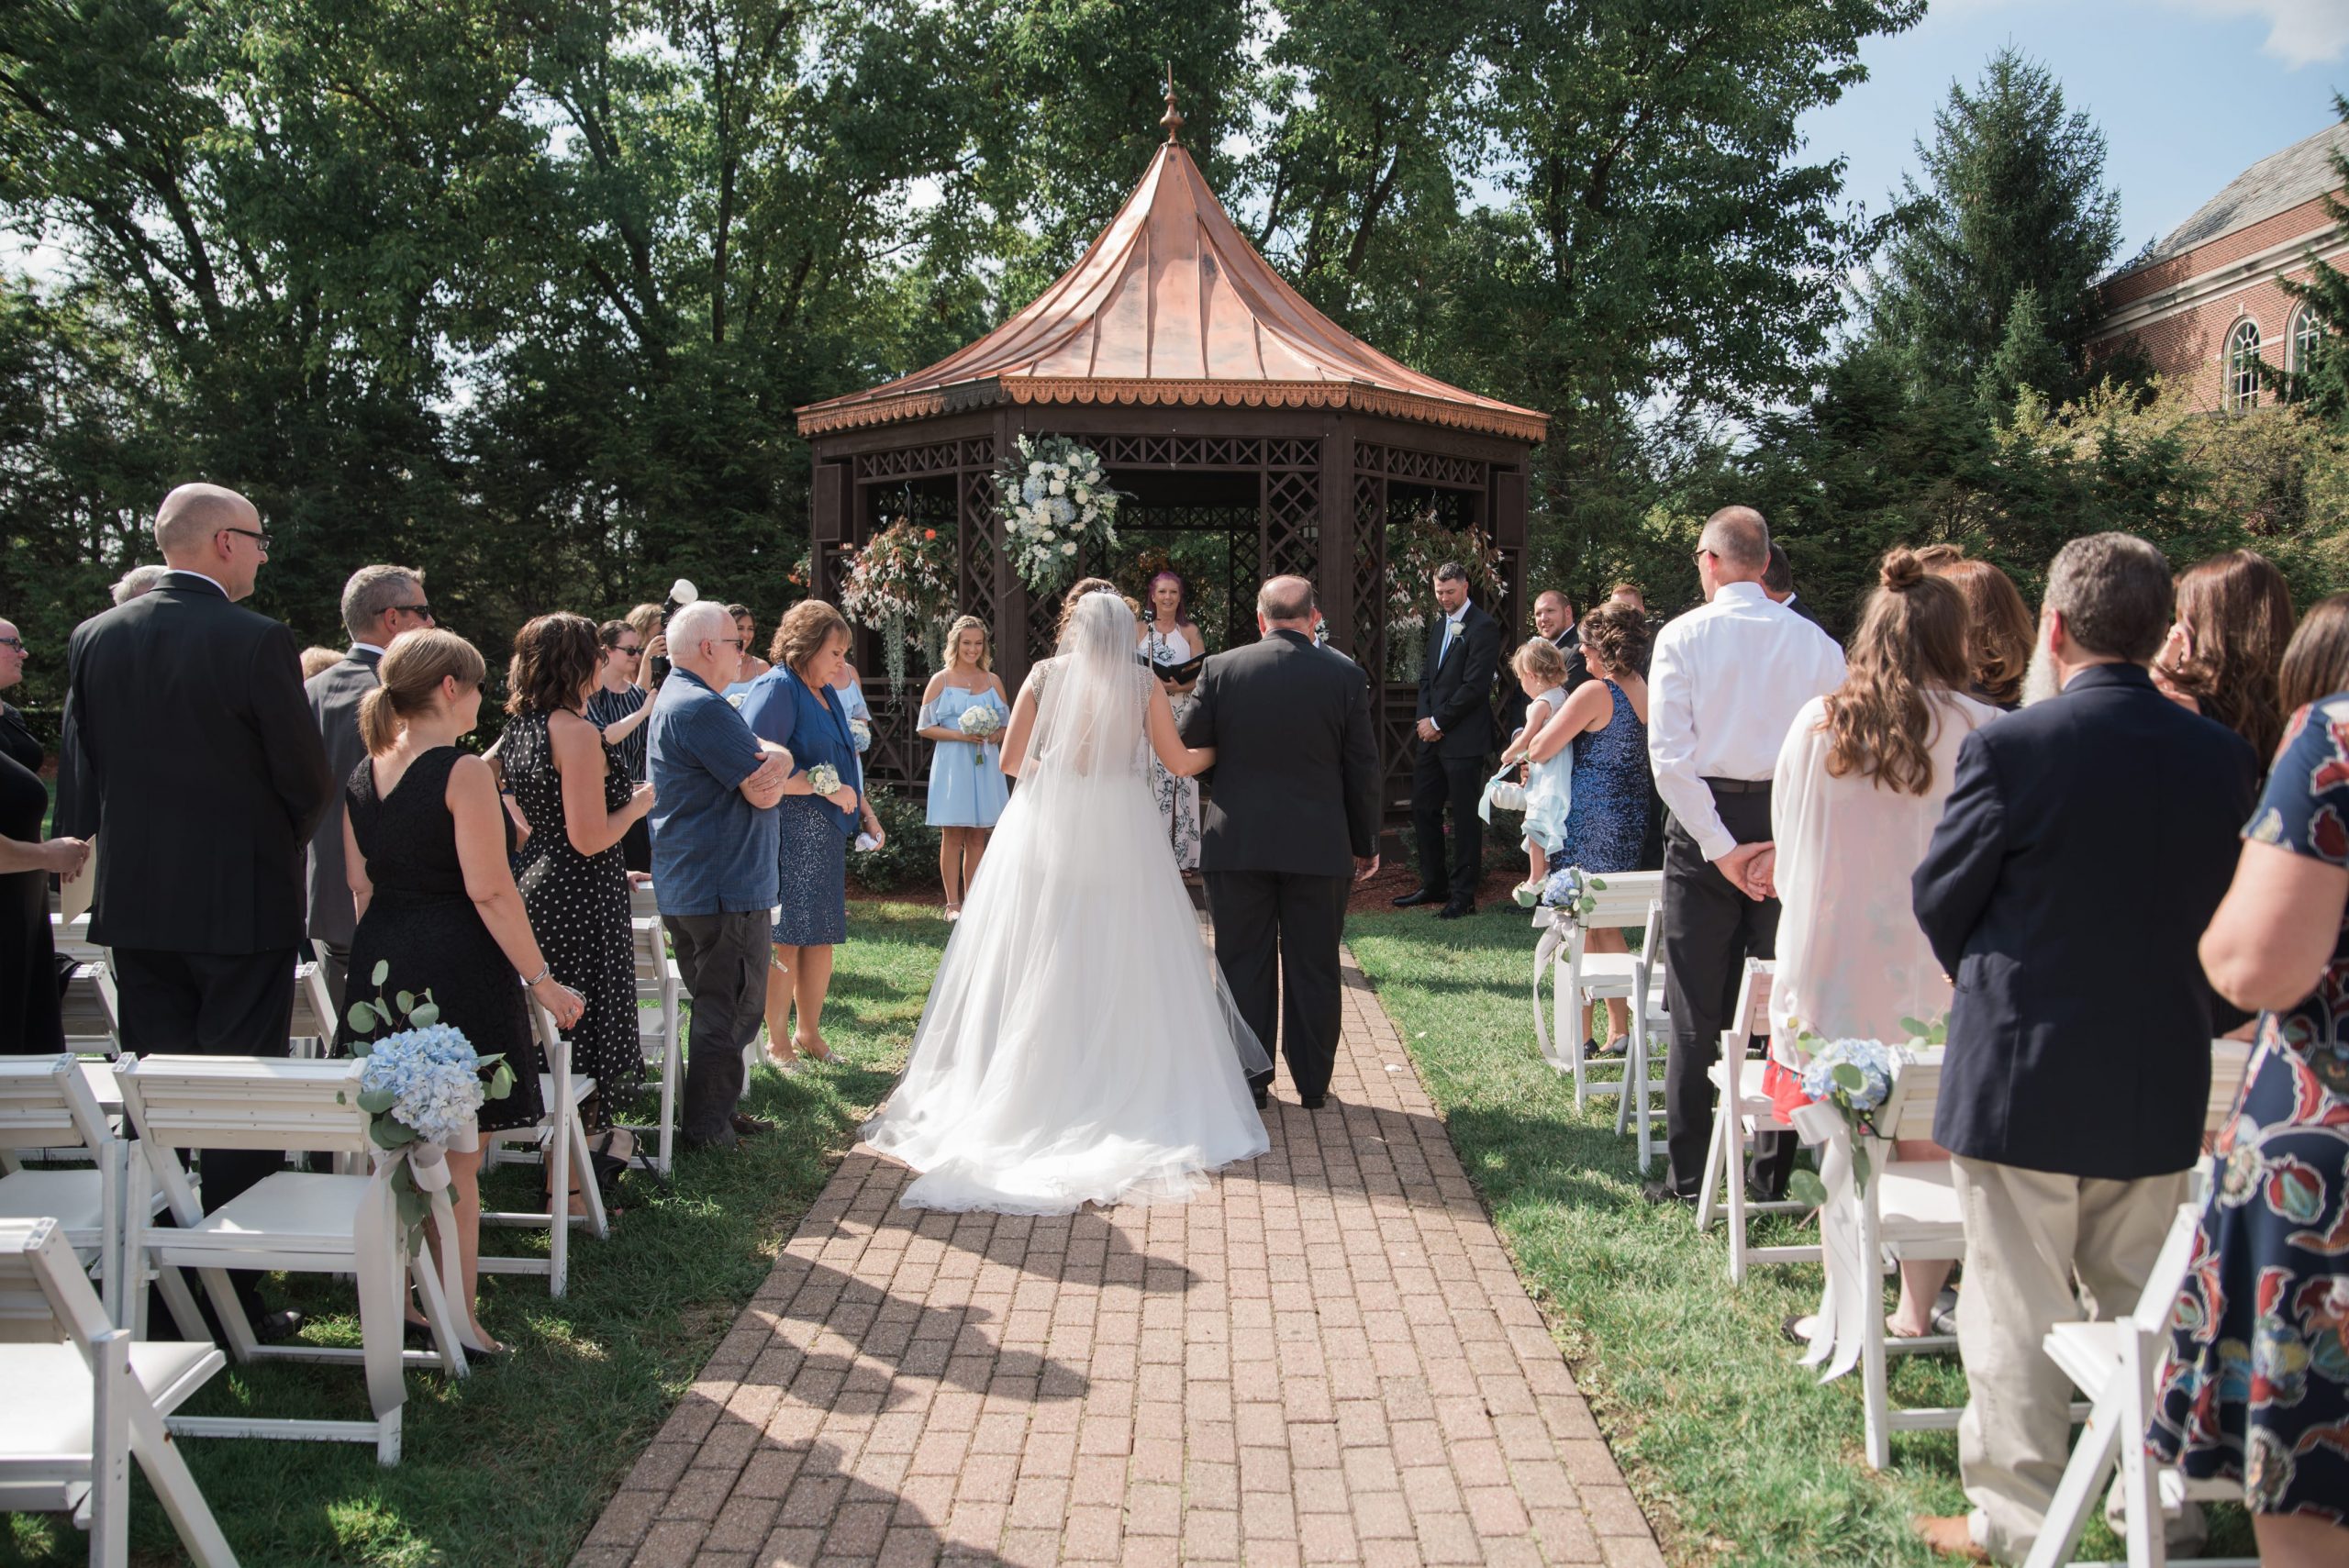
[391,603,433,621]
[223,527,273,551]
[1691,547,1716,566]
[0,637,23,652]
[613,644,643,656]
[710,638,744,651]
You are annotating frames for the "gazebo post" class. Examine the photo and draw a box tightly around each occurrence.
[1314,417,1354,655]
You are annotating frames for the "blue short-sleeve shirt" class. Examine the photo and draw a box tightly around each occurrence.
[647,668,779,915]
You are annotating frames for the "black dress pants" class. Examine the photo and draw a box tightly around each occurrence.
[1409,745,1486,904]
[114,946,298,1319]
[1204,870,1349,1103]
[1657,788,1795,1196]
[663,909,765,1142]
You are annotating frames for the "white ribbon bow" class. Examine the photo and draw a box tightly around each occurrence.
[1790,1101,1872,1383]
[352,1122,480,1417]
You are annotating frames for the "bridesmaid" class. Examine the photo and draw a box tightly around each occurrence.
[1137,570,1205,872]
[829,659,888,851]
[342,629,582,1353]
[918,616,1009,919]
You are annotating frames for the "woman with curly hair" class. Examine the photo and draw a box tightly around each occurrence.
[1523,603,1652,1051]
[1767,548,2000,1345]
[501,613,656,1169]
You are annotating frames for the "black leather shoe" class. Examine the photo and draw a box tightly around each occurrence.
[1252,1088,1269,1109]
[731,1113,775,1138]
[1391,888,1443,908]
[1746,1176,1787,1205]
[254,1309,305,1345]
[1436,901,1475,920]
[1298,1094,1328,1110]
[1641,1180,1697,1207]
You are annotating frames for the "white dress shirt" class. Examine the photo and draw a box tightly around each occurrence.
[1645,580,1846,861]
[1436,607,1466,666]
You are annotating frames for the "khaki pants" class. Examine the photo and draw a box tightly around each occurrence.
[1951,1156,2187,1563]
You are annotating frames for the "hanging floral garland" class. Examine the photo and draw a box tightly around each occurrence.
[837,514,958,692]
[996,435,1126,595]
[1386,506,1506,683]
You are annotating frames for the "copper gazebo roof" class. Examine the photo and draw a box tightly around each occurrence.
[796,128,1547,443]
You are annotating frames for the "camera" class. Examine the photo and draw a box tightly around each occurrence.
[646,578,698,684]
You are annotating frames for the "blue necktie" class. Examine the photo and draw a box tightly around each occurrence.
[1439,617,1456,665]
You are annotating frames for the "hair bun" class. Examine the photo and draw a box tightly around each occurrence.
[1881,549,1924,593]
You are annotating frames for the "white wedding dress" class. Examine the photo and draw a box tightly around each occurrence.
[863,593,1271,1213]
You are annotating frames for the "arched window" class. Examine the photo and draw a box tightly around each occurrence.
[2290,305,2324,384]
[2227,318,2263,411]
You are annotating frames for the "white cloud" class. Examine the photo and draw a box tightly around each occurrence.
[2162,0,2348,66]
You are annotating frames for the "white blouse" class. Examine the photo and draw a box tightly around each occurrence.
[1767,689,2002,1060]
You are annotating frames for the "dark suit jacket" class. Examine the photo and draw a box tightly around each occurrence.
[60,573,334,954]
[1497,626,1592,743]
[1180,630,1378,878]
[1414,602,1502,760]
[1782,594,1826,630]
[305,648,382,947]
[1911,663,2258,1180]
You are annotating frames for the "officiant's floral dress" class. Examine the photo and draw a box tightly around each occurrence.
[2149,696,2349,1526]
[1141,622,1202,871]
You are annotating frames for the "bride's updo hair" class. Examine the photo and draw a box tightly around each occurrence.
[1057,576,1129,644]
[1820,547,1970,796]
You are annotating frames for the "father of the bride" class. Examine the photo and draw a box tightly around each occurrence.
[1180,576,1381,1109]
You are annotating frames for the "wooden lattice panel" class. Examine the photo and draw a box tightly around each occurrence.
[960,467,999,627]
[854,443,966,481]
[1098,435,1265,470]
[1353,468,1387,677]
[1264,466,1319,583]
[1364,446,1486,489]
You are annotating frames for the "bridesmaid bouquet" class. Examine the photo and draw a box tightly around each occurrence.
[957,703,1004,769]
[848,716,873,753]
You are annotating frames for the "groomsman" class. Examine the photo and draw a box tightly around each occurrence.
[1497,590,1591,742]
[1396,562,1502,919]
[306,563,434,1017]
[1644,506,1845,1205]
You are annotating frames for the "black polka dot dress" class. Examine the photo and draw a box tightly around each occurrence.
[505,710,640,1126]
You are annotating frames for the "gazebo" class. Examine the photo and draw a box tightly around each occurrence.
[795,89,1547,816]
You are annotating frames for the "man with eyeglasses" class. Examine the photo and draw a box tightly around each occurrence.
[304,564,432,1017]
[58,482,331,1339]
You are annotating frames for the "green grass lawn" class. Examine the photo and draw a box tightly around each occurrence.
[3,902,948,1568]
[1344,906,2249,1568]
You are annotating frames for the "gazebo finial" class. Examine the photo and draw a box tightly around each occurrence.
[1160,63,1185,144]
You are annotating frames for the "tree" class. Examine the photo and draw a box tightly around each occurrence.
[2279,95,2349,419]
[1866,47,2124,416]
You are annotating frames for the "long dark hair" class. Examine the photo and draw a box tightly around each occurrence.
[2168,549,2294,762]
[1821,549,1971,796]
[2279,594,2349,721]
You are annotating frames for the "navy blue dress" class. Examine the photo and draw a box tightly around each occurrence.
[740,666,857,949]
[1549,682,1649,874]
[2149,697,2349,1525]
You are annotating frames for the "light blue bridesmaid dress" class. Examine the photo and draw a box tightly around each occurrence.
[923,685,1010,828]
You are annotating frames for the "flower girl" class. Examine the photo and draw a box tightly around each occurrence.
[1499,639,1573,906]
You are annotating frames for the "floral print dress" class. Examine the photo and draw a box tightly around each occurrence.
[1142,622,1202,871]
[2149,695,2349,1525]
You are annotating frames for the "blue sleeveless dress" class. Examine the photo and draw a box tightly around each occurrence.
[1553,682,1649,874]
[923,685,1010,828]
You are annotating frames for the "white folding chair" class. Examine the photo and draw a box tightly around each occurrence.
[0,1218,238,1568]
[0,1055,141,1323]
[117,1055,470,1465]
[1695,962,1818,1277]
[478,1001,608,1298]
[1616,899,1672,1171]
[629,915,683,1177]
[1531,869,1662,1107]
[290,942,340,1060]
[2018,1041,2257,1568]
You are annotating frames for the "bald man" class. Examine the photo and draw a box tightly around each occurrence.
[60,484,331,1329]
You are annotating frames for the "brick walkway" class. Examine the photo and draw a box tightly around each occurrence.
[573,949,1663,1568]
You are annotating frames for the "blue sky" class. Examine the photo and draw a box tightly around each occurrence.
[1798,0,2349,262]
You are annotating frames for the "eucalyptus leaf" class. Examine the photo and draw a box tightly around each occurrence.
[409,1001,440,1027]
[372,960,390,988]
[395,990,416,1017]
[1787,1169,1829,1208]
[1898,1016,1928,1038]
[1852,1144,1873,1193]
[350,1037,372,1057]
[346,1001,379,1036]
[369,1118,416,1149]
[1830,1062,1866,1095]
[359,1087,398,1114]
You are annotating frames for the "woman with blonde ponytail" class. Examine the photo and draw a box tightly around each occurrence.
[342,628,585,1356]
[1765,548,1999,1346]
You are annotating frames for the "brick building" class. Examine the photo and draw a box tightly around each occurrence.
[2088,120,2347,410]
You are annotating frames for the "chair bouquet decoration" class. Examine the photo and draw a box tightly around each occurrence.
[340,965,515,1240]
[1536,863,1607,923]
[1780,1017,1943,1383]
[996,434,1125,595]
[839,513,957,692]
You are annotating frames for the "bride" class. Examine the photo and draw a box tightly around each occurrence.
[862,587,1272,1213]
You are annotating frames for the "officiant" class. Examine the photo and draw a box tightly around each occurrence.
[1138,569,1207,872]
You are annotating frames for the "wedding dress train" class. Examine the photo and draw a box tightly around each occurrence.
[863,593,1270,1213]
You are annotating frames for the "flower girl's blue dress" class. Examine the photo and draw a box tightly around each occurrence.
[1520,685,1572,855]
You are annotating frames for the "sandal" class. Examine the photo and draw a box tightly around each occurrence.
[793,1033,833,1064]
